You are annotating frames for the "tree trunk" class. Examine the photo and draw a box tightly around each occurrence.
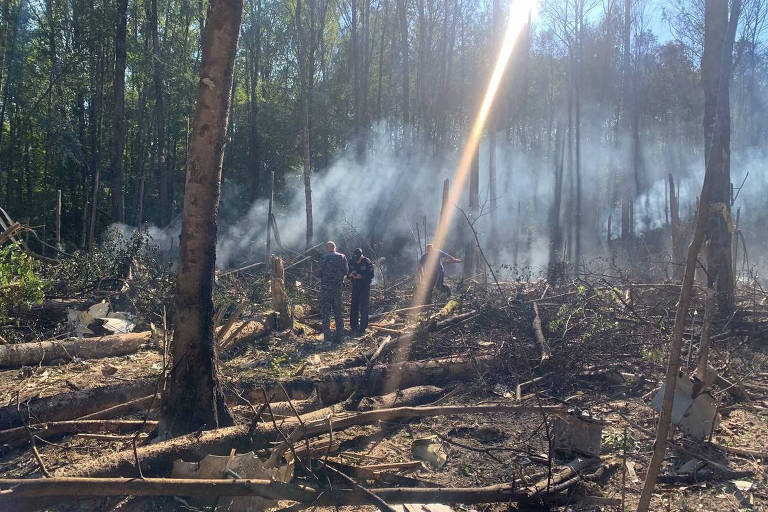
[668,174,684,281]
[0,380,156,431]
[270,255,292,330]
[701,0,739,314]
[396,0,409,127]
[109,0,128,224]
[247,0,262,200]
[150,0,169,227]
[548,127,564,284]
[295,0,313,248]
[163,0,244,436]
[0,332,152,369]
[574,0,583,270]
[636,2,742,509]
[463,148,479,278]
[620,0,632,241]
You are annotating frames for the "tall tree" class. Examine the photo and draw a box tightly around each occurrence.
[295,0,329,248]
[163,0,244,436]
[396,0,409,127]
[150,0,169,226]
[702,0,741,313]
[110,0,128,223]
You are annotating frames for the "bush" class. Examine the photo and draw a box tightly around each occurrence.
[0,242,45,316]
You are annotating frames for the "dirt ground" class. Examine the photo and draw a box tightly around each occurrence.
[1,276,767,512]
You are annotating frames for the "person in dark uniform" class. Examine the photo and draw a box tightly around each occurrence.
[348,248,374,336]
[316,241,348,342]
[418,243,461,303]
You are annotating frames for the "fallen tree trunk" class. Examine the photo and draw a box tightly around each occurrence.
[0,420,157,452]
[0,463,600,508]
[248,355,501,405]
[0,332,153,368]
[56,403,567,479]
[0,355,477,429]
[0,379,157,430]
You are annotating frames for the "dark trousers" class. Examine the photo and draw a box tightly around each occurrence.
[350,284,370,333]
[425,269,451,304]
[321,287,344,341]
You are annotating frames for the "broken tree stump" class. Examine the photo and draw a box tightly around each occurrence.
[270,255,293,331]
[0,331,152,368]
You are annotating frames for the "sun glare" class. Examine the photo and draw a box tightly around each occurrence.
[387,0,539,387]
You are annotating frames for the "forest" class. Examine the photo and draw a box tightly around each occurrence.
[0,0,765,510]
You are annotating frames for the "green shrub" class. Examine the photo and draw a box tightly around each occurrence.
[0,242,45,315]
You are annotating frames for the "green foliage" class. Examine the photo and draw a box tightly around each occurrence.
[601,429,635,454]
[0,243,45,315]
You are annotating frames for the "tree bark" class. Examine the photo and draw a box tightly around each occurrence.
[463,149,479,278]
[295,0,313,248]
[0,380,156,430]
[163,0,244,436]
[701,0,739,314]
[396,0,409,127]
[109,0,128,223]
[0,331,152,369]
[150,0,169,226]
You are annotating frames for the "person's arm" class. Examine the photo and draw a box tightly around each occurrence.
[341,255,349,278]
[439,249,462,264]
[361,259,374,282]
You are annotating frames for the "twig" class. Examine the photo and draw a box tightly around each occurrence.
[456,206,502,294]
[17,396,51,478]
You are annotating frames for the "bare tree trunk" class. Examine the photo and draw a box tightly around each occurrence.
[669,174,684,281]
[574,0,583,271]
[463,149,479,278]
[150,0,169,227]
[163,0,244,436]
[396,0,409,127]
[109,0,128,224]
[547,127,564,284]
[88,52,105,250]
[620,0,632,240]
[702,0,739,314]
[296,0,313,248]
[487,0,500,255]
[248,0,262,200]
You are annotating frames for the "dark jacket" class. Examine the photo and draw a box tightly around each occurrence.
[349,256,374,288]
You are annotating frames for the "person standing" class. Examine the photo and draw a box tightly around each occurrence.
[418,243,461,303]
[348,248,374,336]
[316,241,348,342]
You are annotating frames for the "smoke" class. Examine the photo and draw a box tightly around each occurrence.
[109,120,768,284]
